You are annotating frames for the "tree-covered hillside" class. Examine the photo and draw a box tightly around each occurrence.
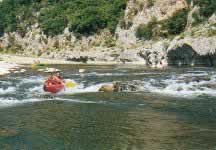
[0,0,126,36]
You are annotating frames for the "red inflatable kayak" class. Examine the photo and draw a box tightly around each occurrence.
[43,76,65,93]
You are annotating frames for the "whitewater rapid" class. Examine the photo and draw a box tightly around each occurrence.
[1,66,216,107]
[0,61,19,75]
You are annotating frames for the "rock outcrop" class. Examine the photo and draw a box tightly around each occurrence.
[167,36,216,66]
[116,0,188,47]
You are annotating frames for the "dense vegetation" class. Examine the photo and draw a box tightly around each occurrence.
[162,9,188,35]
[135,18,157,40]
[0,0,126,36]
[0,0,215,39]
[187,0,216,18]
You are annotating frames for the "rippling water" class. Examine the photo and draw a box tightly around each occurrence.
[0,65,216,149]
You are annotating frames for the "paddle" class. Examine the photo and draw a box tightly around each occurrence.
[65,81,76,88]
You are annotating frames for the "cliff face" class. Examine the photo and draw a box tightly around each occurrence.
[0,0,215,67]
[116,0,188,47]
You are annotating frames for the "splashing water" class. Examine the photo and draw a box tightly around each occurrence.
[1,66,216,107]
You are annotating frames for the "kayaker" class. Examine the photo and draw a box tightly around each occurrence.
[47,72,64,84]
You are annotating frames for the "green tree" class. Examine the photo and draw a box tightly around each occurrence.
[163,9,188,35]
[136,24,153,40]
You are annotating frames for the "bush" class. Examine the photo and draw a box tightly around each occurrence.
[104,37,116,47]
[136,24,153,40]
[163,9,188,35]
[192,11,203,26]
[187,0,216,18]
[136,17,158,40]
[39,5,67,37]
[147,0,155,8]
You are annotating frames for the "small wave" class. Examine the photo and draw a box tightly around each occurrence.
[0,97,105,107]
[0,87,16,94]
[61,82,111,94]
[19,76,44,84]
[143,73,216,98]
[25,78,110,95]
[0,98,43,107]
[57,98,106,104]
[72,72,163,77]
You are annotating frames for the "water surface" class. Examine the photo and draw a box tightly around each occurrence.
[0,65,216,150]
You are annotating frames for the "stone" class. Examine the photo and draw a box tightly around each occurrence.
[204,84,216,89]
[209,14,216,25]
[99,85,115,92]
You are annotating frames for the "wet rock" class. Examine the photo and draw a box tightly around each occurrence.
[177,87,183,91]
[66,56,89,63]
[99,81,141,92]
[204,84,216,89]
[99,85,114,92]
[20,69,26,73]
[114,81,138,92]
[192,76,211,82]
[79,69,85,73]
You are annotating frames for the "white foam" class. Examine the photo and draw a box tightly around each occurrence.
[79,72,163,77]
[0,98,43,107]
[62,82,111,94]
[0,87,16,94]
[20,76,44,84]
[0,97,105,107]
[0,61,19,75]
[143,72,216,98]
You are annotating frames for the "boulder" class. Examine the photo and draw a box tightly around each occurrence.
[99,85,115,92]
[114,81,138,92]
[204,83,216,89]
[99,81,140,92]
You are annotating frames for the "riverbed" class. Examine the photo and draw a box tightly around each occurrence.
[0,65,216,149]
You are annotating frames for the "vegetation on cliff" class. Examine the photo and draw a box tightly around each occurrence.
[136,9,189,40]
[0,0,126,36]
[136,0,216,41]
[187,0,216,18]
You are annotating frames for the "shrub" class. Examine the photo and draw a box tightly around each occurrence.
[187,0,216,18]
[163,9,188,35]
[136,24,153,40]
[104,37,116,47]
[147,0,155,8]
[136,17,158,40]
[39,6,67,37]
[192,11,203,26]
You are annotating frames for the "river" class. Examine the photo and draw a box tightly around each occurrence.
[0,65,216,150]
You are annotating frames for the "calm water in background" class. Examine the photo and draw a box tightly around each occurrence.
[0,65,216,150]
